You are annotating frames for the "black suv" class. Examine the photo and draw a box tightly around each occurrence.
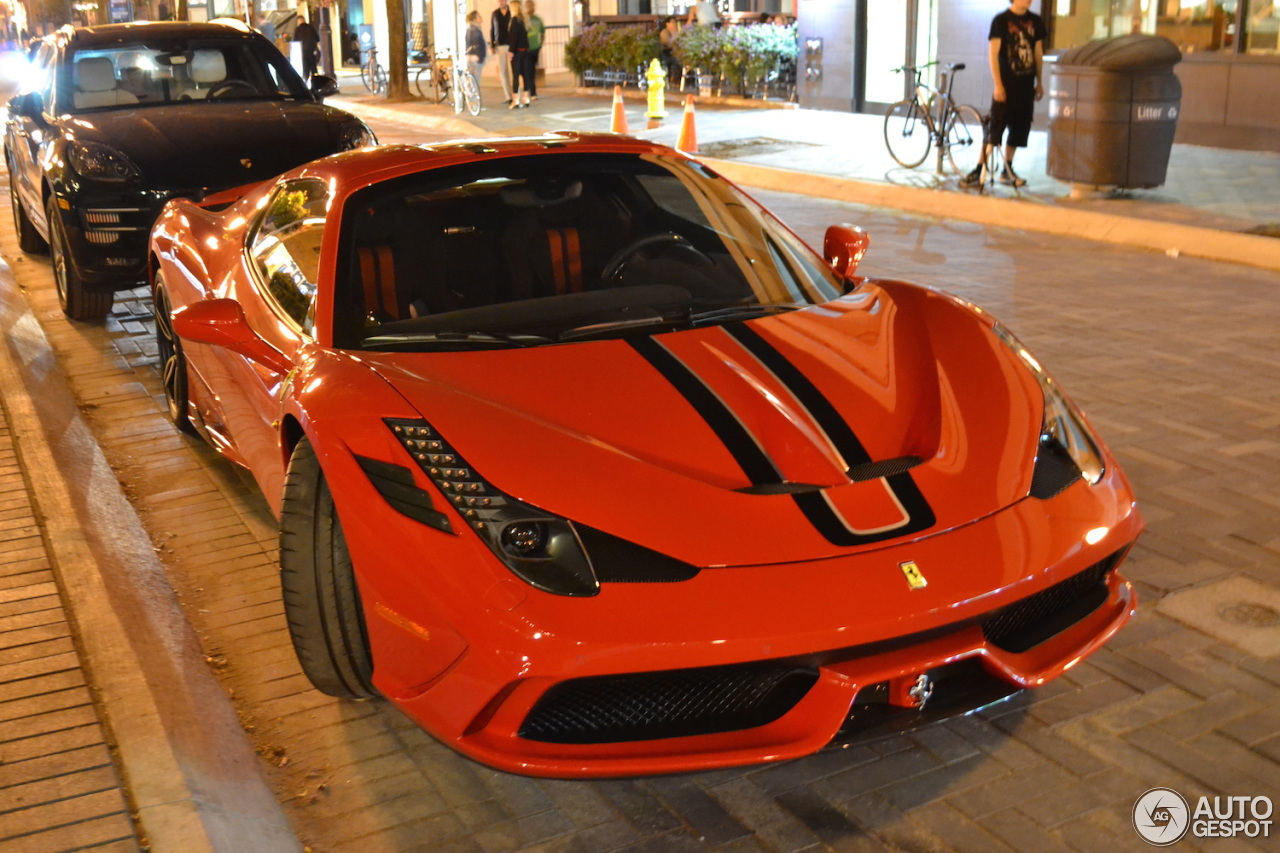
[6,20,376,320]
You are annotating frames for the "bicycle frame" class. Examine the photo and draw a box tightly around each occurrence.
[884,61,982,178]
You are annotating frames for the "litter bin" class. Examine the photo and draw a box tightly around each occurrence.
[1047,34,1182,189]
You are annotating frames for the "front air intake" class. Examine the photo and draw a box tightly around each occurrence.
[519,662,819,744]
[980,553,1121,653]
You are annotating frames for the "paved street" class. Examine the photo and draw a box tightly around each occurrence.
[1,84,1278,853]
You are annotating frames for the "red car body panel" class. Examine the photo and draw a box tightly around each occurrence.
[149,135,1142,777]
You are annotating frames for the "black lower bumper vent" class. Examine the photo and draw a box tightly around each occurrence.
[980,553,1121,653]
[519,661,819,744]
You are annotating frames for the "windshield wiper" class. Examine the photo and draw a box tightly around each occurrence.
[557,315,690,342]
[557,303,808,343]
[363,330,552,349]
[688,303,807,324]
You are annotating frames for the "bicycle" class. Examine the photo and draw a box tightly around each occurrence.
[413,50,481,116]
[361,45,388,95]
[883,61,984,178]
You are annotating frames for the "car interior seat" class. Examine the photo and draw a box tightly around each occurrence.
[182,49,227,99]
[73,56,139,108]
[501,178,613,300]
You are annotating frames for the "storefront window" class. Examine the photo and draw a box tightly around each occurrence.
[1052,0,1273,54]
[1247,0,1279,52]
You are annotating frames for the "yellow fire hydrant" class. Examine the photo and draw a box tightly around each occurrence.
[645,58,668,122]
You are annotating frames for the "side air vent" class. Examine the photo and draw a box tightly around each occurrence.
[1029,435,1082,499]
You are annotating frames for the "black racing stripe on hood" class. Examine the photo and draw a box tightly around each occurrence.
[723,323,872,466]
[725,323,937,546]
[627,335,780,485]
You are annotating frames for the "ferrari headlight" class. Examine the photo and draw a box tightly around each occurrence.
[384,418,599,596]
[338,122,378,151]
[993,324,1104,490]
[67,141,139,182]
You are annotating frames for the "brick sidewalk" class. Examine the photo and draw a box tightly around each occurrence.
[0,406,141,851]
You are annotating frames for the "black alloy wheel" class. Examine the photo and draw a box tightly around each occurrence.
[280,436,378,700]
[152,280,195,433]
[46,196,112,322]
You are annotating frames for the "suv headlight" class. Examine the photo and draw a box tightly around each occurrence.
[67,141,139,182]
[994,324,1104,492]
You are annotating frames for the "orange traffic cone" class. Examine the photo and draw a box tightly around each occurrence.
[676,96,698,154]
[610,85,630,134]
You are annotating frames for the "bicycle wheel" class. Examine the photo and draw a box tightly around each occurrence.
[944,104,986,177]
[360,60,373,92]
[884,100,931,169]
[459,70,481,116]
[372,63,388,95]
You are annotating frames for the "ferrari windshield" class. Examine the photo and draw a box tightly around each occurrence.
[64,38,308,110]
[332,152,846,351]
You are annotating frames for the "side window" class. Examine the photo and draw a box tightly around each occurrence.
[33,43,58,111]
[248,179,329,335]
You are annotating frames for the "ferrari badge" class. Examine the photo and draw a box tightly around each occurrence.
[899,561,927,590]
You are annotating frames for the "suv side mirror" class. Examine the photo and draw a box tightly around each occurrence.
[310,74,340,100]
[8,91,44,120]
[823,224,870,290]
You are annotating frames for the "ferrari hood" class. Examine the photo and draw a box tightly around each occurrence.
[65,102,361,189]
[360,283,1045,566]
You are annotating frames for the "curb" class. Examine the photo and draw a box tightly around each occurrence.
[0,261,301,853]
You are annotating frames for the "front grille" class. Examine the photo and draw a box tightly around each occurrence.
[78,205,150,236]
[980,553,1120,653]
[519,662,818,744]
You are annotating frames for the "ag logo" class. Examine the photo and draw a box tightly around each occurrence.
[1133,787,1190,846]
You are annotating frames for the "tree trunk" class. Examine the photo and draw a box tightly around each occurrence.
[385,0,409,98]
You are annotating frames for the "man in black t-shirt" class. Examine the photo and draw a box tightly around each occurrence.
[490,0,514,104]
[963,0,1046,188]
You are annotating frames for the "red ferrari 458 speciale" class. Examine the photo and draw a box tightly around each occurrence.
[148,133,1142,778]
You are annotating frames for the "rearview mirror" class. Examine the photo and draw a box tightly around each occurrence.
[172,299,293,375]
[311,74,339,100]
[823,224,870,288]
[8,91,43,120]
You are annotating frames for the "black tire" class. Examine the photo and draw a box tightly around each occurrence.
[883,99,931,169]
[9,168,47,254]
[47,195,112,322]
[945,104,986,177]
[280,436,377,700]
[152,279,196,434]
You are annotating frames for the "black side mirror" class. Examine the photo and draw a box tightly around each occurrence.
[8,91,44,120]
[310,74,339,100]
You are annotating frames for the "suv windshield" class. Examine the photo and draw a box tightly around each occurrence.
[64,38,306,110]
[332,153,846,352]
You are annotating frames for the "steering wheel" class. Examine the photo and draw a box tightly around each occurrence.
[207,80,258,99]
[601,232,713,282]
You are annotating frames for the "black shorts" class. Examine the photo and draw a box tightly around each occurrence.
[988,75,1036,148]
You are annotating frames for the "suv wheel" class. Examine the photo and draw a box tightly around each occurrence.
[46,196,113,322]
